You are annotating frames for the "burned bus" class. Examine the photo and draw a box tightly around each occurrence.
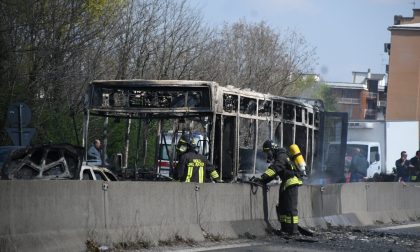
[83,80,346,182]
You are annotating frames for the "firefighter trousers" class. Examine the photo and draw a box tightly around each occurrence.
[277,185,299,234]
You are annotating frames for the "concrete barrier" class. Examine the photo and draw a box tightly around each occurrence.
[1,181,420,251]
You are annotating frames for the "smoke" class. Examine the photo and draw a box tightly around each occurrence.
[255,157,269,174]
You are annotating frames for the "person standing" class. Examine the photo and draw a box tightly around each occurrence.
[87,139,105,165]
[409,150,420,182]
[253,140,303,235]
[395,151,410,182]
[349,148,369,182]
[173,136,220,183]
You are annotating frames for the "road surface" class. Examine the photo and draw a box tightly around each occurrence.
[136,222,420,252]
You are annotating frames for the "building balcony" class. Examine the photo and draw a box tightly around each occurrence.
[366,92,378,99]
[377,100,387,107]
[338,98,360,104]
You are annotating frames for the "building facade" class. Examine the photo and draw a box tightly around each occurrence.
[325,70,386,120]
[386,9,420,121]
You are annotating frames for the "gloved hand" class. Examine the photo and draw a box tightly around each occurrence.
[214,179,224,183]
[250,176,263,185]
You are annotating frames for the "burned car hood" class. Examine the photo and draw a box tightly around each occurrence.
[2,143,85,180]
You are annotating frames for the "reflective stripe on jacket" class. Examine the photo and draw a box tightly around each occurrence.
[261,150,302,188]
[174,151,219,183]
[283,176,302,190]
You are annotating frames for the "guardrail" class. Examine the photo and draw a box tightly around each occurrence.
[0,181,419,251]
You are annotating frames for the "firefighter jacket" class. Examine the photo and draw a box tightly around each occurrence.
[409,156,420,182]
[174,150,219,183]
[261,148,302,190]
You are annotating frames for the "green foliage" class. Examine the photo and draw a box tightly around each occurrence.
[283,76,337,112]
[85,0,109,18]
[83,0,127,22]
[313,83,337,112]
[0,0,318,159]
[0,0,127,145]
[89,118,159,170]
[284,75,318,97]
[28,106,82,145]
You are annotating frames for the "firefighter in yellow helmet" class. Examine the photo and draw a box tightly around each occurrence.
[254,140,303,235]
[173,135,220,183]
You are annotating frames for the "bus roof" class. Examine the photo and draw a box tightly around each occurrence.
[91,79,217,87]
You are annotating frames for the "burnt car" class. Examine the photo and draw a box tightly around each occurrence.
[1,143,117,181]
[0,146,24,171]
[83,166,118,181]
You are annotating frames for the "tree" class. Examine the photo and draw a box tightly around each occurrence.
[312,83,337,112]
[108,0,213,80]
[283,74,319,97]
[191,21,317,96]
[0,1,318,146]
[0,0,125,144]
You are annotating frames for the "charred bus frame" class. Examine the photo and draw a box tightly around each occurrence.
[83,80,324,181]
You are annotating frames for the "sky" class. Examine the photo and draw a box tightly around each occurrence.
[194,0,415,82]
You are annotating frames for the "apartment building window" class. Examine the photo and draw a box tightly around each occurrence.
[337,89,360,104]
[341,89,359,98]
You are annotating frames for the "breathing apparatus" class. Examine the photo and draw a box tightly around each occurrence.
[289,144,307,175]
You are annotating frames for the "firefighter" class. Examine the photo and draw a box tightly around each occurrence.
[253,140,303,235]
[173,135,220,183]
[409,150,420,182]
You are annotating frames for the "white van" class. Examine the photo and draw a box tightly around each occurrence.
[346,141,381,178]
[326,141,381,180]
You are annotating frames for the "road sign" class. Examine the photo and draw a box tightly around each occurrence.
[6,128,36,146]
[7,102,32,128]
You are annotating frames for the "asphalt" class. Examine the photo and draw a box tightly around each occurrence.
[132,222,420,252]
